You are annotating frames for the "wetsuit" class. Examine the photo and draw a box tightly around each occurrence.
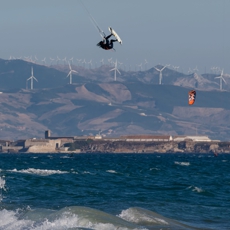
[97,34,117,50]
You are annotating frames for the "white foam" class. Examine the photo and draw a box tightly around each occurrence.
[174,161,190,166]
[7,168,68,176]
[60,156,72,159]
[0,176,6,190]
[192,186,204,193]
[0,209,33,230]
[0,176,6,201]
[106,170,117,174]
[119,208,168,225]
[0,209,146,230]
[32,213,81,230]
[150,167,160,171]
[82,171,94,175]
[186,185,204,193]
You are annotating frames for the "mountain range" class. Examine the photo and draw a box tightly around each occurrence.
[0,58,230,141]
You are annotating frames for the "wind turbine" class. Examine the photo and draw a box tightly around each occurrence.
[100,58,104,66]
[69,57,74,64]
[66,62,78,84]
[82,59,87,68]
[138,63,143,71]
[193,66,199,72]
[27,67,38,90]
[50,57,55,65]
[34,56,38,63]
[215,69,226,90]
[88,60,92,69]
[110,59,121,81]
[62,57,67,65]
[173,65,179,71]
[118,61,123,70]
[56,56,61,65]
[41,57,46,65]
[108,57,113,66]
[188,67,193,74]
[144,59,148,70]
[154,65,169,85]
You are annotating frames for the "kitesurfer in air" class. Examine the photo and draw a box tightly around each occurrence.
[97,33,118,50]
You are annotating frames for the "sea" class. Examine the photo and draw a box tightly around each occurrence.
[0,153,229,230]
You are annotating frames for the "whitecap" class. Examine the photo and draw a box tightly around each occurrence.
[119,208,168,225]
[192,186,204,193]
[3,206,146,230]
[0,176,5,190]
[0,176,6,202]
[82,171,94,175]
[0,209,33,230]
[174,161,190,166]
[186,185,204,193]
[106,170,117,174]
[8,168,68,176]
[150,167,160,171]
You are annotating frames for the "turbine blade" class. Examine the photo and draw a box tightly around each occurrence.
[66,72,71,78]
[33,76,38,82]
[161,66,167,71]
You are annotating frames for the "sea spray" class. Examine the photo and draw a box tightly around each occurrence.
[0,176,6,201]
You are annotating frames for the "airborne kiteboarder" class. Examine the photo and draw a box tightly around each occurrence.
[80,0,122,51]
[97,27,122,51]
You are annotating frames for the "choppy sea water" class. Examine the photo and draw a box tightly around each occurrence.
[0,153,229,230]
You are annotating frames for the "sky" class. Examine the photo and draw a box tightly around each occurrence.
[0,0,230,74]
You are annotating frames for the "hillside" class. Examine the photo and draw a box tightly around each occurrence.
[0,82,230,141]
[0,58,230,141]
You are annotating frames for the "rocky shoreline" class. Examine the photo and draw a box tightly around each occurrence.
[64,140,230,154]
[2,139,230,154]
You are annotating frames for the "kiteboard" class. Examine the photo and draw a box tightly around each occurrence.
[109,27,122,44]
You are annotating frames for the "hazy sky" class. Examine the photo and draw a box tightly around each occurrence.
[1,0,230,73]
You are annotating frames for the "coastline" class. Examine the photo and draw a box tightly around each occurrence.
[1,140,229,154]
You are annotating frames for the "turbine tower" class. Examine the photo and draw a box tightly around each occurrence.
[215,69,226,90]
[110,60,121,81]
[66,62,78,84]
[56,56,61,65]
[144,59,148,70]
[50,57,55,65]
[41,57,46,65]
[69,57,74,64]
[154,65,169,85]
[27,67,38,90]
[100,58,104,66]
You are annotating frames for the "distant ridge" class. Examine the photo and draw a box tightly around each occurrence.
[0,59,230,141]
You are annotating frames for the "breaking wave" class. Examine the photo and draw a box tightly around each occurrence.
[7,168,68,176]
[0,206,199,230]
[106,170,118,174]
[174,161,190,166]
[0,176,6,202]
